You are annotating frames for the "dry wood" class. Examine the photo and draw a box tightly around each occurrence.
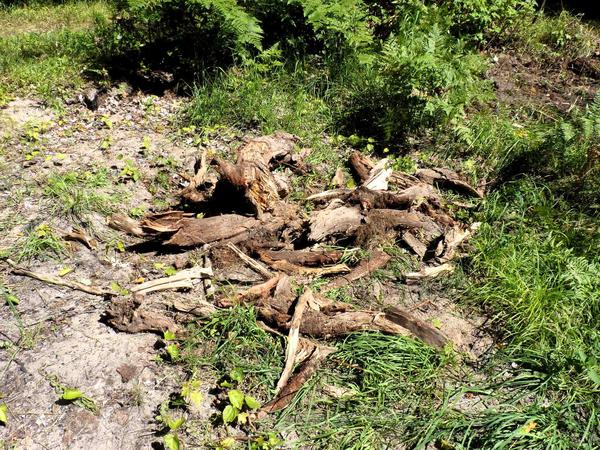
[260,344,336,415]
[364,158,392,190]
[8,260,112,297]
[180,149,209,203]
[438,222,481,262]
[258,252,350,277]
[227,243,273,279]
[405,263,455,281]
[308,205,363,242]
[140,211,194,234]
[212,132,299,216]
[256,249,343,267]
[108,214,145,237]
[62,229,97,250]
[325,251,391,290]
[416,168,482,198]
[104,296,185,334]
[384,306,449,349]
[130,266,213,295]
[166,214,260,247]
[306,188,353,203]
[275,288,311,394]
[349,151,418,189]
[402,231,428,259]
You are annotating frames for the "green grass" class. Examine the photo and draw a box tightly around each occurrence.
[16,223,67,262]
[43,169,118,221]
[0,1,109,105]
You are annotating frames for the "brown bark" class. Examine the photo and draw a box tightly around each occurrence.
[325,251,391,290]
[384,306,449,349]
[256,249,343,267]
[165,215,260,247]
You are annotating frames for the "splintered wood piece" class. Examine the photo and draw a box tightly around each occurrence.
[405,263,455,281]
[331,167,345,188]
[140,211,195,233]
[62,228,97,250]
[306,188,353,203]
[212,132,299,216]
[384,306,449,349]
[363,209,440,234]
[364,158,392,190]
[180,149,209,203]
[227,243,273,279]
[8,260,112,297]
[258,251,350,276]
[275,288,311,394]
[416,168,483,198]
[349,151,373,184]
[349,151,418,189]
[256,249,343,267]
[166,214,260,247]
[260,344,336,414]
[325,251,391,290]
[108,214,146,237]
[308,205,363,242]
[435,222,481,263]
[402,231,428,259]
[130,266,213,294]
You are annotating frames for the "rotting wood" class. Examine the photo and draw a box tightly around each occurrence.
[104,295,185,334]
[384,306,449,349]
[258,252,350,277]
[256,249,343,267]
[308,205,363,242]
[349,150,418,189]
[415,168,482,198]
[180,149,209,203]
[363,158,393,190]
[325,251,391,290]
[166,214,260,247]
[211,132,300,216]
[7,260,112,297]
[275,288,311,394]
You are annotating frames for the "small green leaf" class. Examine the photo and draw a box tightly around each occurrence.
[588,366,600,385]
[237,411,248,424]
[164,266,177,276]
[188,390,204,409]
[163,330,176,341]
[244,395,260,410]
[220,437,236,448]
[5,294,19,305]
[0,403,8,425]
[228,389,244,410]
[229,367,244,383]
[166,344,180,360]
[222,404,238,423]
[58,267,73,277]
[62,388,83,401]
[163,433,180,450]
[167,416,185,430]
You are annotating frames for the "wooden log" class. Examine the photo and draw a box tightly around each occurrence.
[166,215,260,247]
[256,249,343,267]
[308,205,363,242]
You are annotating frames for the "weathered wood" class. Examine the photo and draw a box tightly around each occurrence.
[212,132,299,216]
[416,168,482,198]
[108,214,146,237]
[260,344,335,414]
[384,306,449,349]
[308,205,363,242]
[325,251,391,290]
[257,249,343,267]
[275,288,311,394]
[8,260,112,297]
[166,214,260,247]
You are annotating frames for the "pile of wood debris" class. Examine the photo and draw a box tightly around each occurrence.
[102,131,483,415]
